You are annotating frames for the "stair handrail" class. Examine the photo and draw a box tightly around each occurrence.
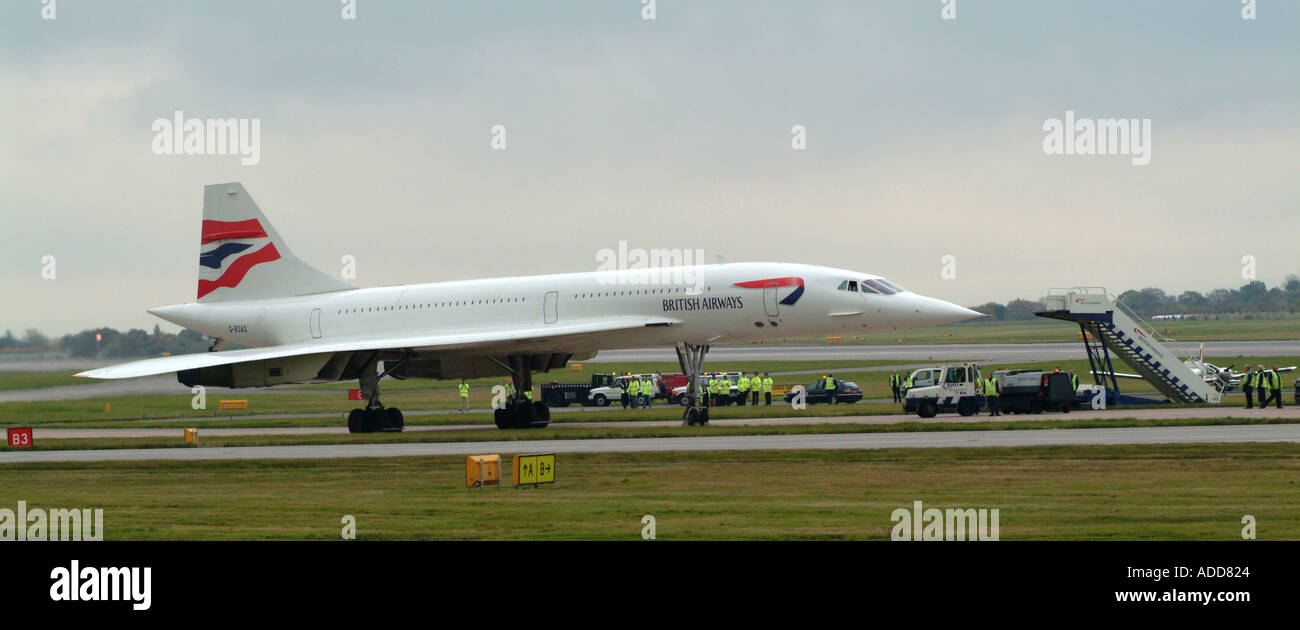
[1108,294,1198,362]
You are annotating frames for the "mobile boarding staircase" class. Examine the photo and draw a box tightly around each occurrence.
[1036,287,1221,405]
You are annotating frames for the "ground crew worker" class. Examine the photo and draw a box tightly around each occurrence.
[1256,365,1273,409]
[1069,370,1079,392]
[641,377,654,408]
[1266,365,1283,409]
[762,373,773,405]
[750,373,760,406]
[458,379,470,413]
[889,371,901,403]
[505,380,515,400]
[620,376,630,409]
[902,372,914,396]
[524,387,532,401]
[708,375,721,406]
[1242,366,1255,409]
[628,377,641,409]
[737,374,750,406]
[983,375,1001,416]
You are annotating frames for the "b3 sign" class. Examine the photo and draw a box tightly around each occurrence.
[7,428,33,447]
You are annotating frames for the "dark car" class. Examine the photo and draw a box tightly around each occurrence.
[783,380,863,405]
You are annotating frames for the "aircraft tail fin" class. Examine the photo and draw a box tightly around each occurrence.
[196,183,352,303]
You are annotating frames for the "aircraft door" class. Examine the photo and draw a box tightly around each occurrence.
[310,308,322,338]
[544,291,558,324]
[762,283,779,318]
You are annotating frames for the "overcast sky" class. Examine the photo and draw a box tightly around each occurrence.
[2,1,1297,335]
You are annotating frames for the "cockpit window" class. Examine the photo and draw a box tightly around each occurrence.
[836,280,859,292]
[859,282,879,295]
[878,279,907,293]
[862,279,895,295]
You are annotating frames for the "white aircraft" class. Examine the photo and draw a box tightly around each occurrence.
[79,183,982,432]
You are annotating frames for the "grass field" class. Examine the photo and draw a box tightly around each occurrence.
[0,371,92,391]
[2,443,1295,539]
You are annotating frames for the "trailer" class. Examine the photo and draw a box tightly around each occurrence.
[991,370,1074,414]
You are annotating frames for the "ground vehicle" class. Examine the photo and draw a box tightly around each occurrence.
[903,363,985,418]
[991,369,1075,414]
[586,373,668,406]
[901,367,942,394]
[672,371,742,405]
[540,374,620,407]
[783,379,863,404]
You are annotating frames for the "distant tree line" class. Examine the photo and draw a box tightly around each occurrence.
[0,326,210,358]
[970,277,1300,321]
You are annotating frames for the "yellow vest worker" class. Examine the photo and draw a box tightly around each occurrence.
[738,376,751,392]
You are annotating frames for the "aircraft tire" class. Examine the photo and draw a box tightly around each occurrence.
[386,407,404,431]
[494,407,510,430]
[347,409,363,433]
[530,401,551,429]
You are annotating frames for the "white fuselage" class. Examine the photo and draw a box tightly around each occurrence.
[149,262,976,354]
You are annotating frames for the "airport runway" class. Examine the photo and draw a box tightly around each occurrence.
[4,339,1296,402]
[3,423,1298,463]
[24,405,1300,439]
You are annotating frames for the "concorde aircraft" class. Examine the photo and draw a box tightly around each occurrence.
[78,183,981,432]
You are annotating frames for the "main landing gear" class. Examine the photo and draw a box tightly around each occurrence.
[491,355,551,430]
[347,355,406,434]
[677,342,710,426]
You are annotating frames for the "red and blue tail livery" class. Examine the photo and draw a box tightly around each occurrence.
[733,276,805,305]
[196,219,281,299]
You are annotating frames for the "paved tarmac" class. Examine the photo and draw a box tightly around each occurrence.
[2,423,1297,463]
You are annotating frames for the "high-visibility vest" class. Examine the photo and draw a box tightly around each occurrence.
[458,383,469,397]
[1070,374,1079,390]
[506,382,515,396]
[628,380,640,395]
[641,380,653,395]
[707,379,718,394]
[1244,372,1256,387]
[983,378,999,396]
[903,376,913,388]
[762,377,773,393]
[738,376,750,392]
[1265,370,1280,390]
[524,389,532,400]
[825,377,836,390]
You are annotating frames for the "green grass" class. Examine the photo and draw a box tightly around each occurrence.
[0,371,92,391]
[2,443,1296,539]
[8,416,1297,452]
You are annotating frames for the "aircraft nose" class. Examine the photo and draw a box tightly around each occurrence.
[911,295,984,325]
